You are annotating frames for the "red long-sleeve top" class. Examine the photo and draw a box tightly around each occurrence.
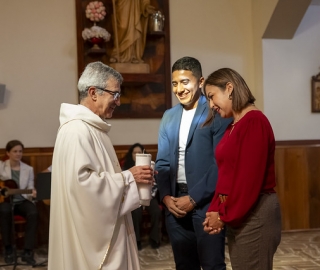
[207,110,276,227]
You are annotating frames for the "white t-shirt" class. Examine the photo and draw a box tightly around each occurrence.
[177,107,196,184]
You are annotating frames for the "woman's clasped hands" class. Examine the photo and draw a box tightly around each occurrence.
[203,211,224,234]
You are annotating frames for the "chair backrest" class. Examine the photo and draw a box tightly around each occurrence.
[35,172,51,201]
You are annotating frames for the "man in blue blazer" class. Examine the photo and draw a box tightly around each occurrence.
[156,57,232,270]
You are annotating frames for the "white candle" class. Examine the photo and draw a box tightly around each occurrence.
[135,154,152,206]
[135,153,151,166]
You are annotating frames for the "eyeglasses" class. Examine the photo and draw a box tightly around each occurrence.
[89,86,121,100]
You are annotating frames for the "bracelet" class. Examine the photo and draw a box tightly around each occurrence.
[189,195,197,207]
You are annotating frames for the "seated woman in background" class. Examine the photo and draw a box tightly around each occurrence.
[122,143,161,250]
[0,140,38,265]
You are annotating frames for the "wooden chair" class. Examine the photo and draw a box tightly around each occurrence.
[14,215,27,249]
[0,214,27,252]
[141,204,168,242]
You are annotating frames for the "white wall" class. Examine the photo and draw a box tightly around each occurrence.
[169,0,254,106]
[0,0,78,147]
[3,0,310,148]
[108,0,256,144]
[263,4,320,140]
[0,0,257,147]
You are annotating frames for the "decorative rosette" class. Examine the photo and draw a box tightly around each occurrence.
[85,1,106,22]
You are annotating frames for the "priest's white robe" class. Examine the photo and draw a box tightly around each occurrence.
[48,103,141,270]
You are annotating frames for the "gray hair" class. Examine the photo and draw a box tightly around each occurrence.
[78,61,123,100]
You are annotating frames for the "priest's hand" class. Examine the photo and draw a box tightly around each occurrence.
[163,195,187,218]
[129,165,153,185]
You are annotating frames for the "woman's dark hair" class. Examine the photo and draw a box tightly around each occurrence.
[122,143,145,170]
[203,68,256,126]
[6,140,24,152]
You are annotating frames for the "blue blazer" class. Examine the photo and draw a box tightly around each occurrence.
[156,95,232,217]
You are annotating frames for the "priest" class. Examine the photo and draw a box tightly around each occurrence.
[48,61,153,270]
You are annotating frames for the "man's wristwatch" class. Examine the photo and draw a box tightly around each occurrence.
[188,195,197,207]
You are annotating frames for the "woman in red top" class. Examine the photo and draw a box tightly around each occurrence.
[202,68,281,270]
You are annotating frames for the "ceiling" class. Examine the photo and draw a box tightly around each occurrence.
[263,0,315,39]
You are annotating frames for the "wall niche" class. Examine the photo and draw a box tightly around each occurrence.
[75,0,171,118]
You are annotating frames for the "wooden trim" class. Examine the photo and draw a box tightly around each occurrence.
[0,145,158,175]
[114,144,158,162]
[2,141,320,231]
[276,140,320,146]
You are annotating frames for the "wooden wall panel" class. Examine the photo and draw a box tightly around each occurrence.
[275,148,310,230]
[0,144,158,176]
[0,145,158,247]
[0,148,54,177]
[113,144,158,163]
[306,147,320,228]
[275,142,320,231]
[1,141,319,243]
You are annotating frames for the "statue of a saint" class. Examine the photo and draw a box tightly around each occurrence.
[110,0,155,64]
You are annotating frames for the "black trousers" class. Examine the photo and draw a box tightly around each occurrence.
[0,200,38,250]
[165,188,226,270]
[131,197,161,243]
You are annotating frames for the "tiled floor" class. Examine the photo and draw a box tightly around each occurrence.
[0,246,48,270]
[1,229,320,269]
[273,229,320,270]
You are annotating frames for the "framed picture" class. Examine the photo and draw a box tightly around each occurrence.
[311,73,320,113]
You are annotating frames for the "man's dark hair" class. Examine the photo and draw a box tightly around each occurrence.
[172,56,202,79]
